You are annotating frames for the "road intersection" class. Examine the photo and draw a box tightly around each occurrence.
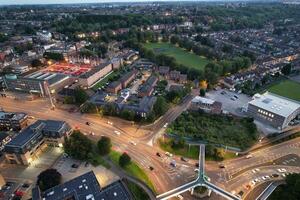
[1,97,300,199]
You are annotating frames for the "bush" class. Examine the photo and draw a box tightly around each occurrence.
[97,136,112,155]
[119,153,131,167]
[37,169,61,191]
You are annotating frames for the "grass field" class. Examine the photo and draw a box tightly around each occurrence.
[109,151,155,192]
[144,42,210,70]
[267,80,300,102]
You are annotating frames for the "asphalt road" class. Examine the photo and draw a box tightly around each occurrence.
[1,97,300,200]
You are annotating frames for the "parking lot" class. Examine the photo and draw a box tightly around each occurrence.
[207,89,251,117]
[53,156,119,187]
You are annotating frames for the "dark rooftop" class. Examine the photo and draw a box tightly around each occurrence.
[33,171,132,200]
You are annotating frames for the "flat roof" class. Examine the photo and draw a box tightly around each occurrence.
[24,72,69,86]
[249,92,300,117]
[192,96,215,105]
[0,111,27,121]
[41,171,101,200]
[5,120,67,148]
[37,171,132,200]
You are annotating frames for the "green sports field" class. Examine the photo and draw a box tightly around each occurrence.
[144,42,210,70]
[268,80,300,102]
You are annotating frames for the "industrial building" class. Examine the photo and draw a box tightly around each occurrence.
[4,120,72,165]
[247,92,300,130]
[3,72,71,97]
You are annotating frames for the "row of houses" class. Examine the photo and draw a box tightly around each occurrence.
[106,70,137,94]
[158,66,187,83]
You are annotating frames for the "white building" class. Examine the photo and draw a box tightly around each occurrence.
[247,92,300,130]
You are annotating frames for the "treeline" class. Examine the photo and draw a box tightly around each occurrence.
[53,13,183,36]
[125,38,252,85]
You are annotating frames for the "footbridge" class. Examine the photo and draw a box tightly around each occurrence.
[156,144,241,200]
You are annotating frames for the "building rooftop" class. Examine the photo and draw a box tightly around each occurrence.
[0,111,27,121]
[25,72,70,86]
[249,92,300,117]
[192,96,215,105]
[5,120,69,149]
[33,171,132,200]
[79,62,111,79]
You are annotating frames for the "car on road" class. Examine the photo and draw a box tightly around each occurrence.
[170,160,176,167]
[165,152,173,157]
[219,163,225,168]
[272,174,279,178]
[221,91,226,95]
[71,164,79,168]
[90,131,95,136]
[180,157,188,162]
[246,154,253,159]
[233,95,239,99]
[194,168,199,173]
[277,168,287,173]
[230,97,236,101]
[114,130,121,135]
[86,122,90,126]
[163,123,168,128]
[156,152,161,157]
[130,141,137,146]
[149,166,154,171]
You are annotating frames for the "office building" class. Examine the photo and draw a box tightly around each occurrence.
[247,92,300,129]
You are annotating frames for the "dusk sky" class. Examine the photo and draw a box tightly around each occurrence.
[1,0,198,5]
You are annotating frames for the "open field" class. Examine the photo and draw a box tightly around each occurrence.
[144,42,210,70]
[267,79,300,102]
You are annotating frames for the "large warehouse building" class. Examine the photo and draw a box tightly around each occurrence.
[247,92,300,130]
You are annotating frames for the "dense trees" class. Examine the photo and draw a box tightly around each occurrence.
[97,136,112,155]
[281,63,292,76]
[37,169,62,191]
[74,87,89,105]
[153,96,169,116]
[43,52,64,61]
[269,174,300,200]
[31,59,43,68]
[64,130,94,160]
[168,112,258,150]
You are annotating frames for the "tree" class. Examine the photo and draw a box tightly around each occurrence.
[31,59,43,68]
[153,97,169,117]
[43,52,64,61]
[97,136,112,155]
[281,63,292,76]
[119,152,131,167]
[269,174,300,200]
[200,88,206,97]
[74,87,88,105]
[37,169,62,191]
[64,130,93,160]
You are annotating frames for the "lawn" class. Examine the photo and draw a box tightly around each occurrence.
[92,70,120,91]
[144,42,210,70]
[267,80,300,102]
[159,138,238,161]
[109,151,155,192]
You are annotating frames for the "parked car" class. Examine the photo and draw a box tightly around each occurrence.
[156,152,161,157]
